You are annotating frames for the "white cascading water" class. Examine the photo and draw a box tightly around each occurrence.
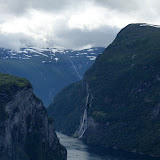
[78,108,88,138]
[69,59,82,80]
[76,84,92,138]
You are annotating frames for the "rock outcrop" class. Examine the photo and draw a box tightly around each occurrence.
[0,73,67,160]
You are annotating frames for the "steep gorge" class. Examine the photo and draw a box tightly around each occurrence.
[48,23,160,157]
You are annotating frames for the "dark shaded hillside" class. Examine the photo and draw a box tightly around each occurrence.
[0,73,67,160]
[48,23,160,157]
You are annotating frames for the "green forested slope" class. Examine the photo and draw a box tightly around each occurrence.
[48,24,160,156]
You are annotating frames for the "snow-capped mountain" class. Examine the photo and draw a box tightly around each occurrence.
[0,47,105,106]
[0,47,102,61]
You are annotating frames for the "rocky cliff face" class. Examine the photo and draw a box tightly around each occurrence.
[0,73,67,160]
[48,23,160,157]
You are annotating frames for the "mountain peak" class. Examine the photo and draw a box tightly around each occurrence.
[107,23,160,52]
[117,23,160,38]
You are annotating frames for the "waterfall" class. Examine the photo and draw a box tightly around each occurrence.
[77,109,88,138]
[75,83,93,138]
[69,59,82,80]
[85,93,89,105]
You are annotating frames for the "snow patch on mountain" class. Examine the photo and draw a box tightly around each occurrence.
[140,23,160,28]
[87,56,97,60]
[87,48,94,52]
[54,58,59,62]
[0,47,105,63]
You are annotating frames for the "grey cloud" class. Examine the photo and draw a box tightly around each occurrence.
[0,32,35,50]
[93,0,142,12]
[0,24,119,50]
[0,0,160,51]
[93,0,160,22]
[0,0,83,15]
[47,24,119,49]
[0,0,160,18]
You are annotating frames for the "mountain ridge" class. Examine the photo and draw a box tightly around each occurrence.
[48,23,160,157]
[0,47,105,106]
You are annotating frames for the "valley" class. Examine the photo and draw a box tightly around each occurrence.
[0,47,104,106]
[48,23,160,158]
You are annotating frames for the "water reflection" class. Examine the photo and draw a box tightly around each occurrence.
[57,132,99,160]
[57,132,160,160]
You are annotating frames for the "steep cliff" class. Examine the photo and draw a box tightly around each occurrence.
[0,73,67,160]
[48,23,160,157]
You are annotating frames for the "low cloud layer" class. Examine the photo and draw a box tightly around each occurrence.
[0,0,160,50]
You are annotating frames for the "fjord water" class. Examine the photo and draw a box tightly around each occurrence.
[57,132,160,160]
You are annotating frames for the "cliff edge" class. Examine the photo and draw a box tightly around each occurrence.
[0,73,67,160]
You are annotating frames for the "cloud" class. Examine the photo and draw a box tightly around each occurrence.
[93,0,160,23]
[0,3,120,50]
[0,0,87,16]
[93,0,138,12]
[0,0,160,50]
[47,22,119,49]
[0,32,35,51]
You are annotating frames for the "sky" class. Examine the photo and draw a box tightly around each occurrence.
[0,0,160,50]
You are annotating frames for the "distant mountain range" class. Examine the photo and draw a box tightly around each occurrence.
[0,47,105,106]
[48,23,160,157]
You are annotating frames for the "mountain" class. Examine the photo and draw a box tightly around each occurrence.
[0,47,104,106]
[48,23,160,157]
[0,73,67,160]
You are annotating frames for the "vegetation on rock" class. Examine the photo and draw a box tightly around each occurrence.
[0,73,67,160]
[48,23,160,157]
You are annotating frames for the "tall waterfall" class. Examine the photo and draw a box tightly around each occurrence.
[77,109,88,138]
[75,83,93,138]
